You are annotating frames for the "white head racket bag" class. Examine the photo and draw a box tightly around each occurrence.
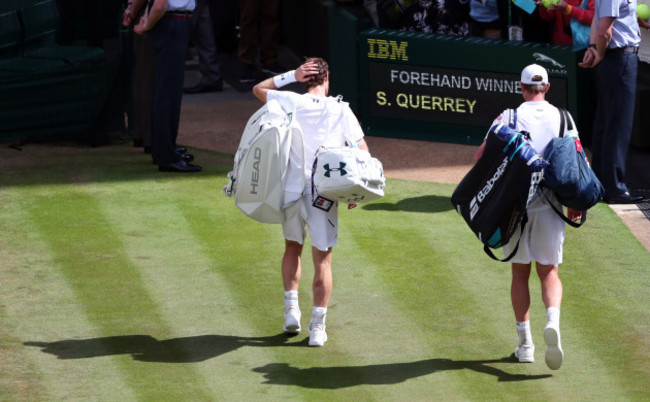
[224,99,301,223]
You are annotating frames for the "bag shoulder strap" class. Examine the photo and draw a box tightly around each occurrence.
[483,214,527,262]
[508,108,518,129]
[542,191,586,227]
[558,107,567,138]
[557,107,576,137]
[547,108,587,226]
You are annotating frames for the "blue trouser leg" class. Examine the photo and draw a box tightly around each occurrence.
[149,17,191,166]
[592,52,638,197]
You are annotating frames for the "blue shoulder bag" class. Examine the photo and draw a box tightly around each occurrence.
[542,108,604,227]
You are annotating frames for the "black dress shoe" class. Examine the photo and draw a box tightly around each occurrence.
[181,153,194,163]
[175,146,187,154]
[604,192,644,204]
[183,81,223,94]
[158,160,202,173]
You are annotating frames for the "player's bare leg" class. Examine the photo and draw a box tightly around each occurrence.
[538,263,564,370]
[282,241,303,334]
[512,263,535,362]
[309,246,332,346]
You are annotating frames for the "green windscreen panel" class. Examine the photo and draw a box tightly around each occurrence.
[358,29,591,145]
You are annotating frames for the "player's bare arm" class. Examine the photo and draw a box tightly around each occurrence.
[579,16,614,68]
[253,62,320,103]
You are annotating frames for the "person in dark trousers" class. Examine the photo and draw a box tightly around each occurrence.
[579,0,642,203]
[184,0,223,94]
[126,0,201,172]
[238,0,284,83]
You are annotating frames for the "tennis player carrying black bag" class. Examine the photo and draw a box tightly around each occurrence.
[451,121,548,261]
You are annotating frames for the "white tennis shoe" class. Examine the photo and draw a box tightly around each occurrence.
[308,322,327,347]
[283,306,301,334]
[514,344,535,363]
[544,322,564,370]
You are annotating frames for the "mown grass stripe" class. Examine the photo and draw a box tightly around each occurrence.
[98,184,305,400]
[337,182,541,400]
[0,305,47,402]
[170,184,398,400]
[24,188,214,401]
[179,198,358,400]
[2,145,648,400]
[0,192,137,402]
[345,180,649,399]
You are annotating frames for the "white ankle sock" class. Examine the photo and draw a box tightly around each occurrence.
[546,307,560,324]
[284,290,298,310]
[516,321,533,345]
[311,307,327,325]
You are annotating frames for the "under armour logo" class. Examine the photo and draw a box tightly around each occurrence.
[346,194,366,202]
[323,162,347,177]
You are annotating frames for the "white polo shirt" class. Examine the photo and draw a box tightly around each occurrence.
[267,90,364,196]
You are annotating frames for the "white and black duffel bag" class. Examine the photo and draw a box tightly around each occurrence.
[312,147,386,204]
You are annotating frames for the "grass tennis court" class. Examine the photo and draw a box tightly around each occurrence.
[1,142,648,401]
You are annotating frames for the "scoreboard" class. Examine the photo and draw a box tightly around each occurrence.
[357,29,590,145]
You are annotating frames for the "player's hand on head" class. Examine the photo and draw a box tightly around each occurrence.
[295,62,320,82]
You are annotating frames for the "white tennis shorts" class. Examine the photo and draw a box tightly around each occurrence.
[282,193,338,252]
[502,204,565,266]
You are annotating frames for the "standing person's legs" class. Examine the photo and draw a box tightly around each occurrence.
[259,0,280,70]
[311,247,332,308]
[536,263,562,310]
[609,53,637,196]
[238,0,259,82]
[511,263,532,323]
[590,63,606,180]
[282,240,302,334]
[282,241,302,291]
[192,0,222,88]
[511,263,534,362]
[309,247,332,347]
[132,33,154,150]
[594,54,637,198]
[149,18,191,167]
[305,200,337,347]
[537,263,564,370]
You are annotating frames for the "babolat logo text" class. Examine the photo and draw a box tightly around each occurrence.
[250,147,261,194]
[469,156,509,220]
[526,170,544,205]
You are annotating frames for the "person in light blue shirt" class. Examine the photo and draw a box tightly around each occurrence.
[127,0,202,172]
[469,0,504,38]
[579,0,643,204]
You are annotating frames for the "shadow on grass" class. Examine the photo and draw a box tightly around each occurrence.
[253,358,551,388]
[362,195,454,213]
[24,333,304,363]
[1,143,234,189]
[25,335,550,385]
